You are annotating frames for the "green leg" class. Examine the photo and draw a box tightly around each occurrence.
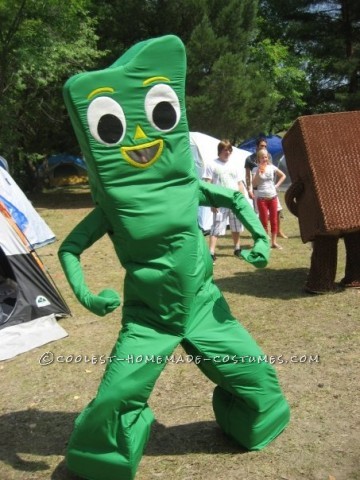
[66,320,180,480]
[183,283,290,451]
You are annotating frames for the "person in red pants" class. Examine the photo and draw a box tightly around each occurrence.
[252,149,287,249]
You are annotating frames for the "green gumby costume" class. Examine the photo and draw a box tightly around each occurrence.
[59,35,290,480]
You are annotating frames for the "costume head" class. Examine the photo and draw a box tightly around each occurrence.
[63,35,196,204]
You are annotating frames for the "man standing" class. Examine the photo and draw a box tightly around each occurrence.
[203,139,246,263]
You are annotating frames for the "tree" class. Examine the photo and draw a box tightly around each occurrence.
[0,0,104,187]
[248,38,308,132]
[186,1,270,141]
[185,0,307,139]
[259,0,360,113]
[88,0,207,66]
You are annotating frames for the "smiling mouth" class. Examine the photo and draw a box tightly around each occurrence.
[121,139,164,168]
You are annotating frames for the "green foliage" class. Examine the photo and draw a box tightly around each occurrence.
[89,0,207,65]
[0,0,104,187]
[186,0,266,141]
[185,0,308,139]
[249,38,308,131]
[259,0,360,113]
[187,52,273,141]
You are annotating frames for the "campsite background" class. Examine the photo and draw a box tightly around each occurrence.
[0,188,359,480]
[0,0,359,190]
[0,1,359,479]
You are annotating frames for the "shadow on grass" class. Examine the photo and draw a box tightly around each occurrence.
[0,410,76,474]
[216,267,309,300]
[0,411,243,479]
[28,187,94,210]
[146,420,242,456]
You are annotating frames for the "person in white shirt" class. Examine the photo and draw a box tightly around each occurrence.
[203,139,246,263]
[252,148,286,249]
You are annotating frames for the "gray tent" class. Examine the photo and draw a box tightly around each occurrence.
[0,169,70,360]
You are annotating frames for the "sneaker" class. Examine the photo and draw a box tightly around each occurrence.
[234,248,242,258]
[211,253,217,264]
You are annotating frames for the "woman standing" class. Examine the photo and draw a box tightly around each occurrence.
[252,148,286,249]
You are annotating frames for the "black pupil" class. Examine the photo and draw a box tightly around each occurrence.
[153,102,176,130]
[98,114,123,143]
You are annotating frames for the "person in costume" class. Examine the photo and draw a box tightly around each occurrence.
[283,111,360,294]
[59,35,290,480]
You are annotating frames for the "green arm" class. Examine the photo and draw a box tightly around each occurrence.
[58,207,121,316]
[199,180,270,268]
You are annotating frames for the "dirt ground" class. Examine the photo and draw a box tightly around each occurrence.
[0,188,359,480]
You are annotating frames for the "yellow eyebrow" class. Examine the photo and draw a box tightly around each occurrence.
[87,87,115,100]
[143,76,170,86]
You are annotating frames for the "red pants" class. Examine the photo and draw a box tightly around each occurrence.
[257,196,278,234]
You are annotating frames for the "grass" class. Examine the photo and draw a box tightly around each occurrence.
[0,189,359,480]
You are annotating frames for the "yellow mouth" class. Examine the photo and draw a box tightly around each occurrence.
[121,139,164,168]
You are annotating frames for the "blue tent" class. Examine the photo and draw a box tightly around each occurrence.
[238,134,283,163]
[238,134,291,190]
[46,153,87,174]
[38,153,88,186]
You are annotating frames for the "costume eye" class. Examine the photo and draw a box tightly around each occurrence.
[145,84,180,132]
[87,96,126,146]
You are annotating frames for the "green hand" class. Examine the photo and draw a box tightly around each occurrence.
[84,289,121,317]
